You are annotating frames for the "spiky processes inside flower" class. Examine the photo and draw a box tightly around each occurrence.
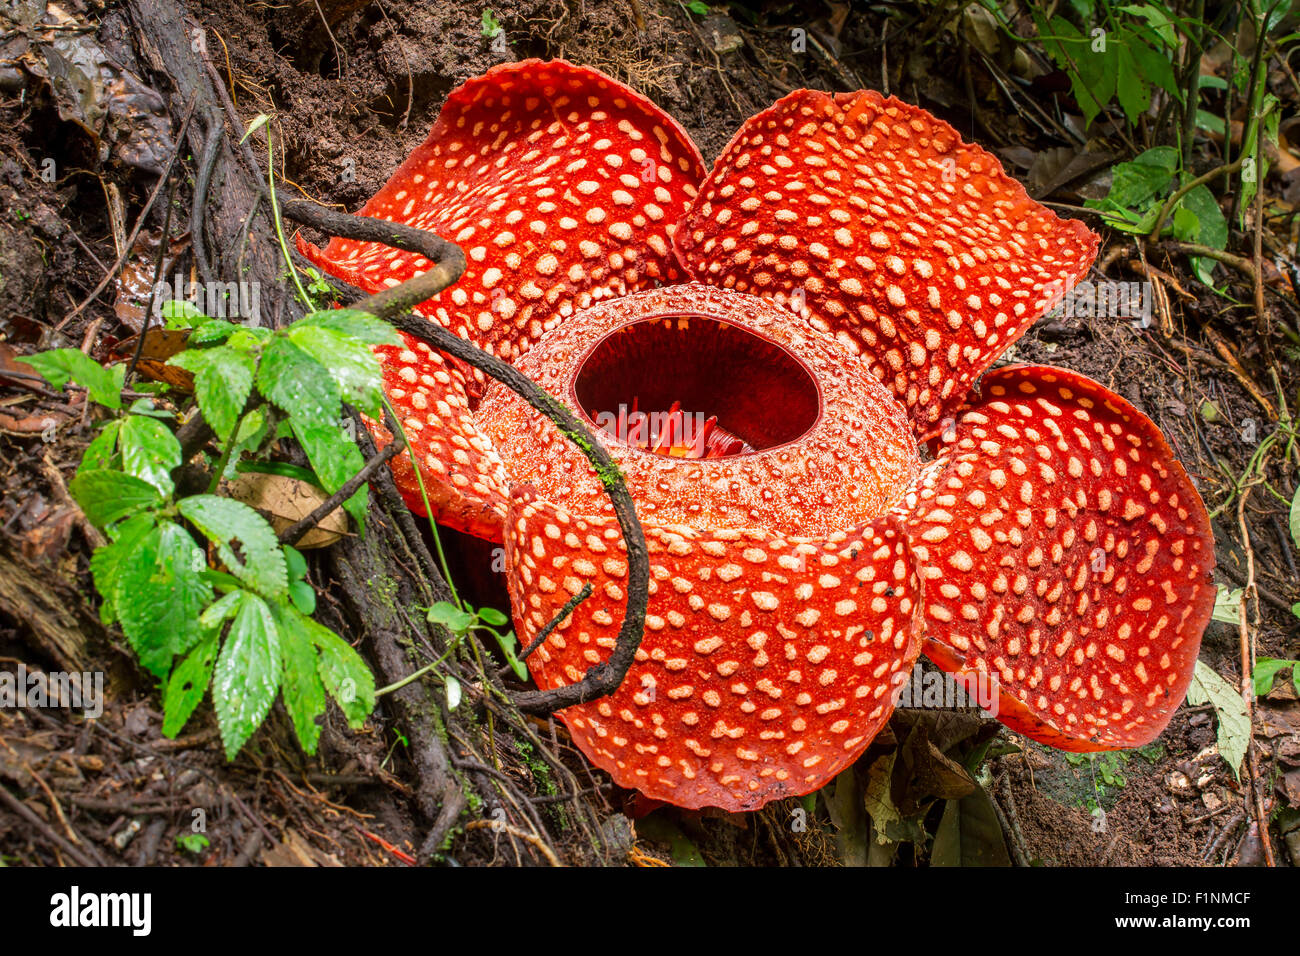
[574,316,820,460]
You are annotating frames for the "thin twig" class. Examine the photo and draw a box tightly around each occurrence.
[1148,156,1247,240]
[56,96,198,331]
[519,583,592,662]
[191,110,224,291]
[125,173,182,383]
[277,430,406,545]
[1237,486,1276,867]
[464,819,563,866]
[286,206,650,715]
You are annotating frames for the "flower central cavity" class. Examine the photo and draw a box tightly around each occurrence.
[574,317,820,460]
[476,284,921,539]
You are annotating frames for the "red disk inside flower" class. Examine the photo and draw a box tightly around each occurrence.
[574,316,820,459]
[477,284,920,538]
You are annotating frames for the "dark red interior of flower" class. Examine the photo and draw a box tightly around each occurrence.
[572,316,820,458]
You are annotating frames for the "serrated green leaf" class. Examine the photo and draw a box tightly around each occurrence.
[199,590,242,629]
[287,324,386,418]
[295,309,399,345]
[160,300,206,328]
[89,512,156,624]
[271,602,327,754]
[258,336,340,422]
[188,319,237,346]
[227,327,273,351]
[291,416,368,527]
[257,336,366,521]
[69,469,163,527]
[17,349,123,409]
[177,495,288,598]
[118,414,182,496]
[221,408,270,482]
[1185,659,1249,780]
[115,523,213,676]
[162,630,219,737]
[1125,30,1178,95]
[169,346,256,442]
[307,620,374,728]
[213,591,281,760]
[78,420,122,476]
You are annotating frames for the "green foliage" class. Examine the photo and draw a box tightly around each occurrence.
[18,304,396,760]
[427,601,526,679]
[1253,658,1298,697]
[175,833,210,854]
[481,8,501,36]
[1009,0,1284,282]
[686,0,710,14]
[1186,660,1250,780]
[18,349,125,408]
[1026,1,1179,128]
[1085,146,1227,282]
[1211,585,1243,624]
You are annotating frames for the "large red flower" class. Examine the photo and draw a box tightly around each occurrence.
[299,60,1216,811]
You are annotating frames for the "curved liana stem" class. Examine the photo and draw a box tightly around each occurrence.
[281,202,649,715]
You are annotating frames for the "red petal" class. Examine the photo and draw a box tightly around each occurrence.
[477,283,919,538]
[505,487,922,811]
[377,333,509,540]
[299,58,706,364]
[895,365,1215,750]
[675,89,1099,438]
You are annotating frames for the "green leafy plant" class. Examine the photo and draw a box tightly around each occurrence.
[175,833,210,854]
[481,8,502,37]
[377,600,522,712]
[1028,0,1181,128]
[686,0,710,15]
[18,305,393,759]
[1086,146,1227,284]
[1253,658,1298,697]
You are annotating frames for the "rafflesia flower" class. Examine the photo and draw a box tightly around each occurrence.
[299,60,1216,811]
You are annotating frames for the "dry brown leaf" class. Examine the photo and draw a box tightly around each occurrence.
[225,472,347,549]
